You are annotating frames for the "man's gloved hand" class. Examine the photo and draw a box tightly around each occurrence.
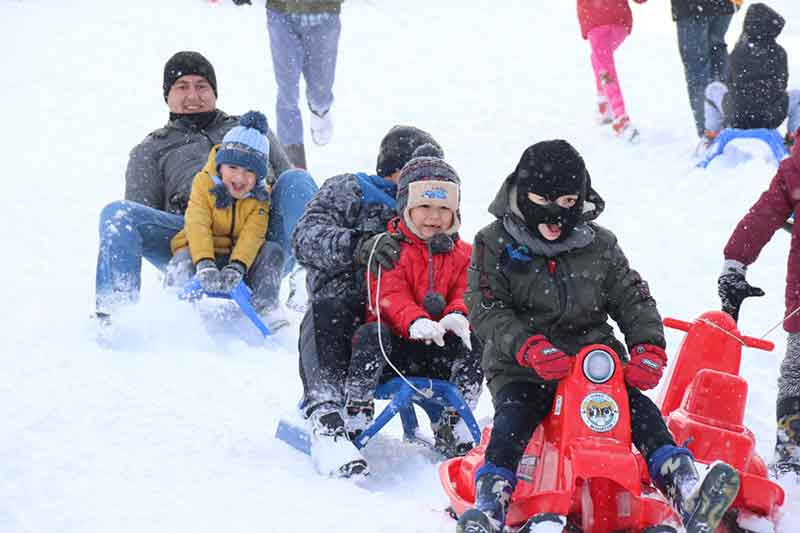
[195,259,222,293]
[516,335,572,381]
[219,261,246,293]
[718,260,764,321]
[439,313,472,350]
[624,344,667,390]
[232,0,252,5]
[409,318,446,347]
[355,232,403,276]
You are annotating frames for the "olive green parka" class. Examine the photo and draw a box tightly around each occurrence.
[465,175,665,398]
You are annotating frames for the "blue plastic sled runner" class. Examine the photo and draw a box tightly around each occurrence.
[275,377,482,455]
[179,278,274,337]
[697,128,789,168]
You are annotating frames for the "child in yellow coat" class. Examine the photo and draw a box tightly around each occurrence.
[166,111,285,320]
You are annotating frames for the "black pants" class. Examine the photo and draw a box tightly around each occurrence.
[345,322,484,409]
[298,293,365,415]
[485,381,675,472]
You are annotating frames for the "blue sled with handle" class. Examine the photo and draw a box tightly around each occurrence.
[697,128,789,168]
[275,377,482,455]
[179,278,273,337]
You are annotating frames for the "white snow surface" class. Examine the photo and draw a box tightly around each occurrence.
[3,0,800,531]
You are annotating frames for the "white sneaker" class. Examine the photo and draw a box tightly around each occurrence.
[310,109,333,146]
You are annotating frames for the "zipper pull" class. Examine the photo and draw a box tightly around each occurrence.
[548,259,556,274]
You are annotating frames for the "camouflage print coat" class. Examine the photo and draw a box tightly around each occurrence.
[125,110,291,215]
[465,174,665,397]
[292,172,397,301]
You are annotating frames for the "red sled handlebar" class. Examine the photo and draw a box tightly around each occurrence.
[663,317,774,352]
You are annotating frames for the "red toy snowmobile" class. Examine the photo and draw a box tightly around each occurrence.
[440,344,679,532]
[658,311,784,532]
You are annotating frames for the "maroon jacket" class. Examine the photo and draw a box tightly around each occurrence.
[366,218,471,338]
[723,144,800,332]
[577,0,646,39]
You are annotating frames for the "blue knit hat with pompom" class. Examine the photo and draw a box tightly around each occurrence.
[215,111,270,182]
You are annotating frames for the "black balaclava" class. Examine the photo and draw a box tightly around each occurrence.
[513,140,588,242]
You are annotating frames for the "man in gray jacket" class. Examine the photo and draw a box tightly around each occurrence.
[95,51,318,319]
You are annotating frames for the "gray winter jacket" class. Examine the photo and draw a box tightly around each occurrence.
[292,173,396,301]
[125,110,291,215]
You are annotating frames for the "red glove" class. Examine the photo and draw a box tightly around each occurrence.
[624,344,667,390]
[516,335,573,381]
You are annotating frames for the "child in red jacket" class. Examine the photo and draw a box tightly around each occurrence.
[718,141,800,480]
[343,145,483,458]
[577,0,646,142]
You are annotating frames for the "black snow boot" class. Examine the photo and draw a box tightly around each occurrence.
[772,397,800,480]
[456,464,516,533]
[285,143,307,170]
[343,397,374,441]
[432,407,474,458]
[308,404,369,478]
[650,446,740,533]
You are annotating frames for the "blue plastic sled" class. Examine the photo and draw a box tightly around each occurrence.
[179,278,273,337]
[275,377,482,456]
[697,128,789,168]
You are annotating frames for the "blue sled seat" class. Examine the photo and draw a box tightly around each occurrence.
[275,377,482,455]
[352,377,482,449]
[697,128,789,168]
[179,278,273,337]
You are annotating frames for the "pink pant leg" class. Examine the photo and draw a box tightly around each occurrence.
[588,25,629,119]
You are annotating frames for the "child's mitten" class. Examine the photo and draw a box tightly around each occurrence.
[439,313,472,350]
[409,318,446,347]
[516,335,572,381]
[624,344,667,390]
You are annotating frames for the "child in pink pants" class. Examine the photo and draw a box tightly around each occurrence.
[577,0,646,142]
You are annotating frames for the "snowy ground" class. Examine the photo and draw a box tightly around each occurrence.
[3,0,800,531]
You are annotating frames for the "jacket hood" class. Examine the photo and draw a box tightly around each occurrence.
[488,172,604,222]
[744,3,785,40]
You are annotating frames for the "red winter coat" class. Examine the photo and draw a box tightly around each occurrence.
[366,218,471,338]
[723,144,800,332]
[577,0,646,39]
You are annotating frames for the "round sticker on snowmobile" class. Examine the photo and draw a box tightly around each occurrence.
[580,392,620,433]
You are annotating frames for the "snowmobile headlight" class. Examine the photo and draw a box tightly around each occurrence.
[583,349,615,384]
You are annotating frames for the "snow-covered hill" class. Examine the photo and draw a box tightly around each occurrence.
[2,0,799,531]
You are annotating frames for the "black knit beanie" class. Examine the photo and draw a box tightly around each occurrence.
[163,51,218,101]
[376,125,441,177]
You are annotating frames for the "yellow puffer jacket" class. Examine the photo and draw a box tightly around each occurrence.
[170,146,270,270]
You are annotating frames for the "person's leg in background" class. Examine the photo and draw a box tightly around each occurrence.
[677,16,713,138]
[267,9,307,168]
[265,168,319,277]
[301,12,341,147]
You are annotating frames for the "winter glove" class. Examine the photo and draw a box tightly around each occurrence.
[409,318,446,347]
[624,344,667,390]
[355,232,403,276]
[718,260,764,321]
[439,313,472,351]
[232,0,251,5]
[516,335,573,381]
[219,261,246,293]
[195,259,222,293]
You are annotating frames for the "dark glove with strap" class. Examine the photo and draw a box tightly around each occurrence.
[624,344,667,390]
[718,260,764,321]
[219,261,246,293]
[355,232,403,276]
[195,259,222,293]
[232,0,252,5]
[516,335,573,381]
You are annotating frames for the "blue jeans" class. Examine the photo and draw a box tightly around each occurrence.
[95,169,318,311]
[676,14,733,137]
[267,9,341,146]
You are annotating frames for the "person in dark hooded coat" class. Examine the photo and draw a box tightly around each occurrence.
[703,3,800,146]
[456,140,741,533]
